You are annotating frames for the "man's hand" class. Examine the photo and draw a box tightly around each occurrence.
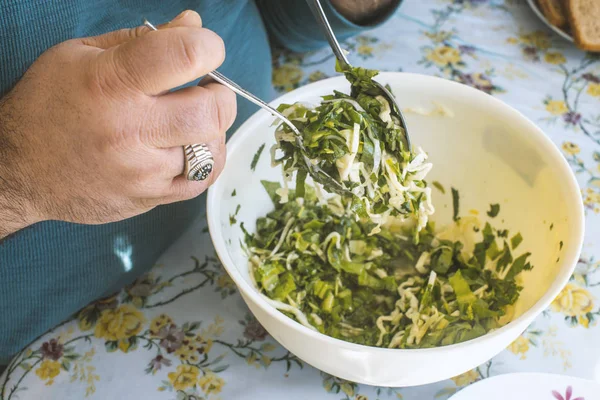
[0,11,236,239]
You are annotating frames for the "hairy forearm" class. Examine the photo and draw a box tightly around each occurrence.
[0,98,37,240]
[330,0,398,25]
[0,190,31,240]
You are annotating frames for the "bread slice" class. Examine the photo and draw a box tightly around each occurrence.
[538,0,567,28]
[566,0,600,51]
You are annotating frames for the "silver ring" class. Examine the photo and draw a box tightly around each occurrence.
[184,144,214,181]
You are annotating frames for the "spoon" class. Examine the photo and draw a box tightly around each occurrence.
[305,0,412,151]
[143,18,351,196]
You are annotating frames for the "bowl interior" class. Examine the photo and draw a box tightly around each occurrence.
[208,73,583,340]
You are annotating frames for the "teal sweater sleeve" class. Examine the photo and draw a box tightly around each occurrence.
[257,0,401,53]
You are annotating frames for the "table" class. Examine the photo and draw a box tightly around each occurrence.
[2,1,600,399]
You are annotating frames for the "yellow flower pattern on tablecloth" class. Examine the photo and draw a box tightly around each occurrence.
[588,83,600,97]
[583,189,600,214]
[35,360,61,385]
[149,314,173,336]
[272,63,303,92]
[508,336,530,360]
[175,335,213,364]
[552,283,595,328]
[3,2,600,399]
[198,371,225,395]
[94,304,146,351]
[519,31,551,51]
[450,369,480,387]
[167,365,199,391]
[425,46,462,67]
[544,52,566,65]
[562,142,580,156]
[545,100,568,115]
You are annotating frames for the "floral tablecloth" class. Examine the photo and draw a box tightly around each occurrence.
[2,1,600,399]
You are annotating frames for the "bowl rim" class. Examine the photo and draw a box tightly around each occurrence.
[207,72,585,355]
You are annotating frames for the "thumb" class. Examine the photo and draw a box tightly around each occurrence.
[81,10,203,49]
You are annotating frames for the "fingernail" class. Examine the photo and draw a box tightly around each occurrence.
[173,10,189,21]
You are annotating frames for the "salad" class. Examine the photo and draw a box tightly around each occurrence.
[243,183,531,348]
[243,65,533,349]
[271,63,434,238]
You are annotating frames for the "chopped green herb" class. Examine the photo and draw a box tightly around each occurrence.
[451,188,460,221]
[261,180,282,205]
[432,181,446,194]
[549,223,554,231]
[229,204,241,226]
[559,240,564,250]
[251,63,534,350]
[246,182,532,349]
[271,62,433,236]
[497,229,509,238]
[511,233,523,249]
[232,189,237,197]
[251,143,266,171]
[504,252,532,280]
[487,203,500,218]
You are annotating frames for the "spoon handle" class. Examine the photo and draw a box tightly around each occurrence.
[305,0,351,70]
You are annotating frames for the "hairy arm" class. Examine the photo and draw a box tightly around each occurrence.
[0,97,37,239]
[0,11,236,241]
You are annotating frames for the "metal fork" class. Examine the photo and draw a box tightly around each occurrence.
[305,0,412,151]
[143,18,350,196]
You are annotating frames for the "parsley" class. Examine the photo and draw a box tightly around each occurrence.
[229,204,241,226]
[270,62,432,236]
[487,203,500,218]
[432,180,446,194]
[231,189,237,197]
[251,143,265,171]
[245,182,533,349]
[511,233,523,249]
[452,187,460,221]
[504,252,533,280]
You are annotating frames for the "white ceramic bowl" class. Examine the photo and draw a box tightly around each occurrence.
[207,73,584,387]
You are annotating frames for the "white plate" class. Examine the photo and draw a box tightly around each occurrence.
[449,373,600,400]
[527,0,573,42]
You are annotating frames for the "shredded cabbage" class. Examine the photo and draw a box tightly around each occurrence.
[271,75,434,241]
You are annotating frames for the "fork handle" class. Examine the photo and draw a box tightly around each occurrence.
[208,71,285,122]
[306,0,351,70]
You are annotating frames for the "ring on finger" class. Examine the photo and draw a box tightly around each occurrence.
[183,143,214,181]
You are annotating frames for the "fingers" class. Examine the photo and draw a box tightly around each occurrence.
[138,130,225,207]
[82,25,150,49]
[145,83,236,148]
[96,24,225,95]
[161,134,227,204]
[157,146,187,179]
[164,10,203,29]
[136,81,233,204]
[82,10,203,49]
